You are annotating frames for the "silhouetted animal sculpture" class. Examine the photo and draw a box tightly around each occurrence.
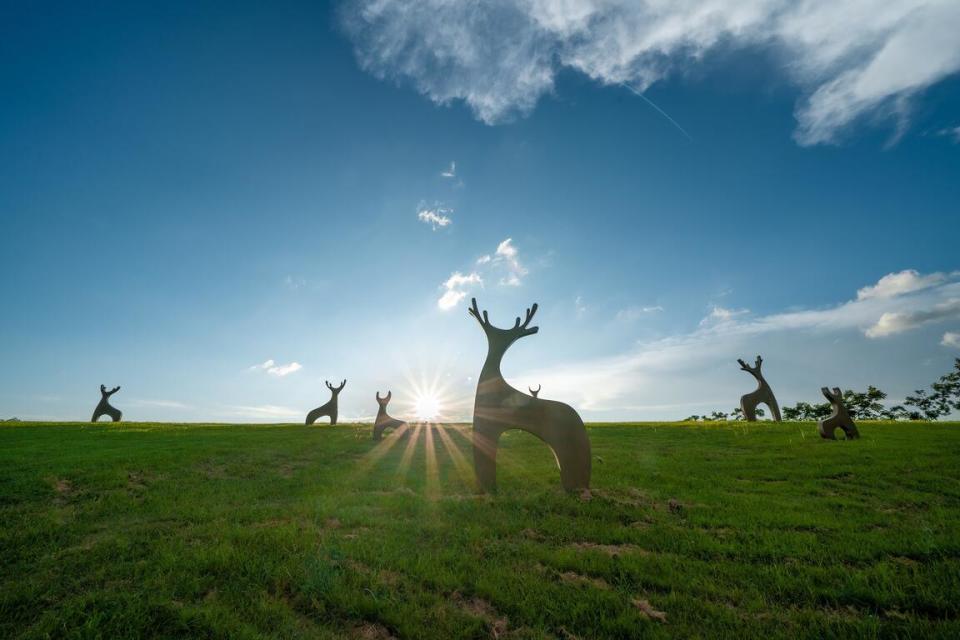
[91,385,122,422]
[818,387,860,440]
[373,391,407,441]
[468,298,591,492]
[305,379,346,425]
[737,355,782,422]
[529,384,541,398]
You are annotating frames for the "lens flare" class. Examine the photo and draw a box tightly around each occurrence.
[414,395,441,421]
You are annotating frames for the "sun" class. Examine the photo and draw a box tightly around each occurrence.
[414,394,441,421]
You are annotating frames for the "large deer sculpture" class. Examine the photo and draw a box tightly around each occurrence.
[467,298,591,492]
[373,391,407,441]
[305,379,346,425]
[91,384,122,422]
[737,355,782,422]
[818,387,860,440]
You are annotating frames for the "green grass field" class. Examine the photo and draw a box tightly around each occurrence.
[1,421,959,639]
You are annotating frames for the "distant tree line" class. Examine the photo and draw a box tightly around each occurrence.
[685,358,960,422]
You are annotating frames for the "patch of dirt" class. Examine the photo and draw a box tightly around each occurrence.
[668,499,684,515]
[197,462,229,479]
[453,592,509,638]
[325,518,342,529]
[589,488,650,507]
[633,598,667,622]
[558,571,611,590]
[578,489,592,502]
[49,478,73,505]
[521,528,544,540]
[569,542,645,557]
[350,622,397,639]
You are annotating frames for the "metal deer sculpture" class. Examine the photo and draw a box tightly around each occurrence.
[91,384,122,422]
[529,384,541,398]
[737,355,782,422]
[468,298,591,492]
[818,387,860,440]
[373,391,407,441]
[305,379,346,425]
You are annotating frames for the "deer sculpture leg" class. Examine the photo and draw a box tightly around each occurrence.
[468,298,591,493]
[305,379,346,425]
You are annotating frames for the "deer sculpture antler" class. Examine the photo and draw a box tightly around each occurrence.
[529,384,541,398]
[468,298,539,336]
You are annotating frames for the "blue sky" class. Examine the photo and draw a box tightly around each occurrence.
[1,0,959,422]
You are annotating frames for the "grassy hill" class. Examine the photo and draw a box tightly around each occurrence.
[1,420,959,639]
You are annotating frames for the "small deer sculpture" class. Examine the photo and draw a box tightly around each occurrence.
[737,355,782,422]
[91,384,122,422]
[818,387,860,440]
[305,379,346,425]
[529,384,541,398]
[468,298,591,492]
[373,391,407,441]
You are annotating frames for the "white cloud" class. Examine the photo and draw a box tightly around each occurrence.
[441,161,456,178]
[343,0,960,145]
[476,238,528,285]
[248,359,303,377]
[127,399,191,409]
[616,305,663,321]
[865,299,960,338]
[438,271,483,310]
[856,269,946,299]
[943,332,960,348]
[418,207,453,229]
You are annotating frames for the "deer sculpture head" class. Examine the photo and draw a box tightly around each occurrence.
[100,384,120,397]
[529,384,541,398]
[325,379,346,396]
[375,390,392,406]
[468,298,538,358]
[737,355,764,380]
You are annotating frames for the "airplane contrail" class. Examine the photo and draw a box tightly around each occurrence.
[621,83,693,142]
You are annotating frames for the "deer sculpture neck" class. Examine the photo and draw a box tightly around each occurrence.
[468,298,590,492]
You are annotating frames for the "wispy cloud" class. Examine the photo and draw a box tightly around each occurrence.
[700,306,750,327]
[575,295,588,316]
[284,275,307,290]
[937,126,960,144]
[616,305,663,322]
[438,271,482,310]
[418,206,453,229]
[517,269,960,416]
[127,398,191,409]
[248,359,303,377]
[225,404,302,420]
[441,161,456,178]
[343,1,960,145]
[943,332,960,348]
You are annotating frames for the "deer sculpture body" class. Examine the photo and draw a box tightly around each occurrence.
[373,391,407,440]
[91,384,122,422]
[305,379,346,425]
[468,298,591,492]
[818,387,860,440]
[529,384,541,398]
[737,355,782,422]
